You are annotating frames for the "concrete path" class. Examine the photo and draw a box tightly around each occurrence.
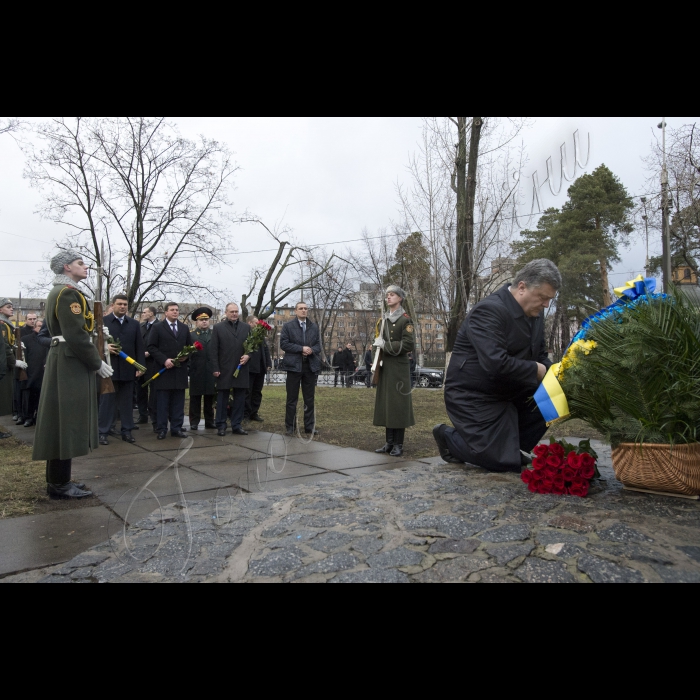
[0,417,412,579]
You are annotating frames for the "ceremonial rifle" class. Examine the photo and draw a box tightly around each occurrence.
[371,302,387,387]
[94,243,115,395]
[16,292,28,381]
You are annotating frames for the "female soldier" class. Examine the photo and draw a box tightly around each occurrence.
[373,286,415,457]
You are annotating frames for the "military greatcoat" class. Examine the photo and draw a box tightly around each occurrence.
[373,312,416,429]
[0,319,17,416]
[189,328,217,396]
[33,284,102,461]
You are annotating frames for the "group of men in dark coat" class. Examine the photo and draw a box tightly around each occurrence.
[332,344,357,387]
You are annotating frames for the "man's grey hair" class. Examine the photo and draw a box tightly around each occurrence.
[513,259,562,291]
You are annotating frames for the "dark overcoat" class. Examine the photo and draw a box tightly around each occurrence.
[0,320,17,416]
[33,284,102,461]
[104,313,145,382]
[24,331,49,391]
[141,322,156,372]
[374,313,416,429]
[211,320,251,391]
[280,320,322,374]
[147,320,193,391]
[0,325,7,383]
[248,337,272,375]
[444,284,552,465]
[189,328,217,396]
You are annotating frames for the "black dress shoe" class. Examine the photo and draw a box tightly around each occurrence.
[122,432,136,444]
[249,414,265,423]
[157,431,168,440]
[108,429,119,437]
[190,424,200,431]
[218,429,227,437]
[24,420,35,428]
[99,435,110,446]
[433,425,463,464]
[172,431,188,439]
[16,416,25,424]
[12,414,18,422]
[205,424,217,430]
[305,430,320,436]
[137,416,149,425]
[375,443,393,454]
[231,429,249,436]
[153,425,159,433]
[285,430,295,437]
[0,432,11,440]
[132,425,140,431]
[48,483,92,500]
[71,482,87,491]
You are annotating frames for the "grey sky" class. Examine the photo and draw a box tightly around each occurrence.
[1,117,697,303]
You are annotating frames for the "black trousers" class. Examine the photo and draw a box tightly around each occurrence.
[286,363,317,432]
[334,370,345,387]
[190,394,216,427]
[99,380,136,436]
[245,371,266,418]
[14,379,28,419]
[156,389,186,434]
[27,386,41,420]
[216,389,247,431]
[137,375,157,422]
[444,388,548,473]
[365,365,373,388]
[47,459,72,485]
[346,371,355,388]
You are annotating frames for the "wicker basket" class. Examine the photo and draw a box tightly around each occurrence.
[612,443,700,496]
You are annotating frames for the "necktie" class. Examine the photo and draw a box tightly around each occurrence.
[171,323,177,335]
[301,322,306,344]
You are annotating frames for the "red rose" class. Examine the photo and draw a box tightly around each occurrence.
[194,342,204,351]
[542,475,555,490]
[532,458,547,471]
[562,467,577,482]
[545,466,559,479]
[567,452,583,470]
[569,481,590,498]
[553,476,566,491]
[550,443,565,458]
[551,483,567,496]
[581,454,596,469]
[533,445,549,459]
[537,482,552,495]
[259,321,273,331]
[521,470,533,485]
[580,465,595,480]
[546,456,563,469]
[528,480,540,494]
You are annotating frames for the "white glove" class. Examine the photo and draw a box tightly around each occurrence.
[97,361,114,378]
[103,326,110,337]
[21,343,26,350]
[16,360,28,370]
[373,338,385,349]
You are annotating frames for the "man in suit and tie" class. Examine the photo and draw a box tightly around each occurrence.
[244,316,272,424]
[137,306,158,428]
[98,294,146,445]
[211,303,251,437]
[148,302,192,440]
[280,302,321,437]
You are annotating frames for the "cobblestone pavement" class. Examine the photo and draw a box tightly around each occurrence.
[34,441,700,584]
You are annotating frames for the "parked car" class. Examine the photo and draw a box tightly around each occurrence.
[353,366,444,388]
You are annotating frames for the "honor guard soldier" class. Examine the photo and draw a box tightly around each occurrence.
[189,307,217,431]
[0,298,19,420]
[33,250,114,499]
[0,321,11,438]
[373,286,416,457]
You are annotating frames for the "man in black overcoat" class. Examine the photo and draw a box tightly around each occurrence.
[244,316,272,424]
[364,344,373,388]
[332,346,345,387]
[137,306,158,428]
[99,294,146,445]
[148,302,192,440]
[0,325,9,439]
[23,320,49,427]
[342,343,356,387]
[435,259,561,473]
[211,303,251,437]
[189,307,217,431]
[280,302,321,436]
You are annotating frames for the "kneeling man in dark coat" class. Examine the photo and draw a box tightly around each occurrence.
[434,259,561,473]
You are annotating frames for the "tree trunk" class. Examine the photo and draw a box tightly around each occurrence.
[600,258,612,307]
[447,117,483,352]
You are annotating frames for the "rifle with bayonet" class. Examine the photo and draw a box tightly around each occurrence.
[15,292,28,381]
[371,301,387,387]
[94,243,115,395]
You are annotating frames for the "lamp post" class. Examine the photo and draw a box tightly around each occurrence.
[658,119,672,293]
[641,197,650,278]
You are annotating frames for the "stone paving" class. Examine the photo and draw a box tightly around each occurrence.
[28,440,700,584]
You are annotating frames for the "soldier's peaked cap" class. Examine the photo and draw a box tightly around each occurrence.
[192,307,214,321]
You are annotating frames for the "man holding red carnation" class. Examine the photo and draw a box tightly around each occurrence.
[434,259,562,473]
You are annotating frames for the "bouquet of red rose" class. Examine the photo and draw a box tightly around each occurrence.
[521,439,599,498]
[143,342,204,388]
[234,321,273,378]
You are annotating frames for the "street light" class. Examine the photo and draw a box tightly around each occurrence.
[641,197,650,278]
[658,119,672,293]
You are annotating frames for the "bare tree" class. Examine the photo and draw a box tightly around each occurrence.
[0,118,24,137]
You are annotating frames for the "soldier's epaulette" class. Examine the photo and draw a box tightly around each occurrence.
[404,313,411,318]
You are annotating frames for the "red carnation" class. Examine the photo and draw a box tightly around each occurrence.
[194,342,204,351]
[550,443,565,458]
[562,467,577,482]
[546,455,563,469]
[533,445,549,459]
[532,458,547,471]
[580,464,596,480]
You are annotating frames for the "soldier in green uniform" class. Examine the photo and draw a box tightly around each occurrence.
[373,285,416,457]
[0,320,11,439]
[0,298,18,420]
[188,307,217,431]
[33,250,115,500]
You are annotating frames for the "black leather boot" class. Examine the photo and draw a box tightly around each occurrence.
[391,430,405,457]
[376,429,395,454]
[390,445,404,457]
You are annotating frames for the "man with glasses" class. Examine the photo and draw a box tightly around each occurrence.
[280,302,321,437]
[434,259,561,473]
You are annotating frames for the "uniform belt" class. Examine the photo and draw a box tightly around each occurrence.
[51,336,67,347]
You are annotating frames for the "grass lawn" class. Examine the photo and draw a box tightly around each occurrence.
[253,386,603,459]
[0,432,47,519]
